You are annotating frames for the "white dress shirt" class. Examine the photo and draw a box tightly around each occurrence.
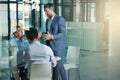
[28,41,57,67]
[26,41,57,79]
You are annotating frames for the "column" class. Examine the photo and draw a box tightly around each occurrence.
[109,0,120,56]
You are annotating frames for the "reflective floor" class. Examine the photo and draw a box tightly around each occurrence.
[79,51,120,80]
[1,50,120,80]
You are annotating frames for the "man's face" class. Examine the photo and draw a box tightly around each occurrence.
[16,28,23,38]
[44,7,53,18]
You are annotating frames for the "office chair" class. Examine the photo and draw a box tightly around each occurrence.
[64,46,80,80]
[11,67,20,80]
[30,62,52,80]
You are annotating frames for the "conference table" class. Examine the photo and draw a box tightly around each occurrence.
[0,57,16,80]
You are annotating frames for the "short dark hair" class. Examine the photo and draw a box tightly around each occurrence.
[25,27,38,42]
[44,3,54,9]
[16,25,21,29]
[16,25,23,31]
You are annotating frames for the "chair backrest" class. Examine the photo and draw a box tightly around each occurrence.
[30,62,52,80]
[66,46,80,65]
[11,67,20,80]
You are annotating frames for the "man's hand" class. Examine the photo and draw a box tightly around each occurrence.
[42,32,52,41]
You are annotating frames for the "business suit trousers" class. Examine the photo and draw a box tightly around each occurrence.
[52,50,67,80]
[18,66,28,80]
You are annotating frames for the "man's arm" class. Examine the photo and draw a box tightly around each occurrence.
[42,17,66,41]
[52,17,66,39]
[48,47,57,67]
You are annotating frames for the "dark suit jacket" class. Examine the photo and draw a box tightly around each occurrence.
[46,15,66,51]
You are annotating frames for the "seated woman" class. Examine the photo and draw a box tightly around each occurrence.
[25,27,57,78]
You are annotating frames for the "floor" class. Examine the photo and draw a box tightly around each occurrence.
[1,50,120,80]
[79,51,120,80]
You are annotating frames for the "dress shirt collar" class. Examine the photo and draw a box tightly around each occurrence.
[30,41,40,45]
[49,14,55,20]
[15,36,24,41]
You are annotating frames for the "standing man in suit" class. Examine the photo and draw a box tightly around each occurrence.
[43,3,67,80]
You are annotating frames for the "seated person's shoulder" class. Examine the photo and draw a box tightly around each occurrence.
[41,43,52,50]
[9,36,17,43]
[22,35,28,42]
[22,35,27,39]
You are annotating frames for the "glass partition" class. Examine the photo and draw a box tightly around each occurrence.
[0,4,10,80]
[0,0,8,1]
[0,4,9,65]
[10,4,17,35]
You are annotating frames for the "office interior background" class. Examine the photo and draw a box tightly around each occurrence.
[0,0,120,80]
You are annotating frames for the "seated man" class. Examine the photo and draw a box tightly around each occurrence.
[25,27,57,79]
[9,26,29,80]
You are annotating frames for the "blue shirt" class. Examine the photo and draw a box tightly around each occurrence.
[9,35,28,49]
[9,35,29,67]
